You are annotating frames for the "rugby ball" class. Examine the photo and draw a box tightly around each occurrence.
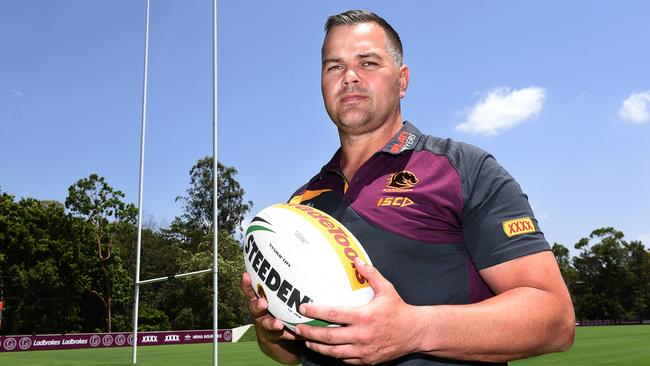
[243,203,374,331]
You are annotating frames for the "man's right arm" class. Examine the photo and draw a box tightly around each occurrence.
[240,272,304,364]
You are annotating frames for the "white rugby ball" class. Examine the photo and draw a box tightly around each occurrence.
[243,203,374,331]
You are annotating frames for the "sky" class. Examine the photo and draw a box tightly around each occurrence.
[1,1,649,257]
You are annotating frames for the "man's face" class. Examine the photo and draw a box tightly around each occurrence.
[321,23,409,136]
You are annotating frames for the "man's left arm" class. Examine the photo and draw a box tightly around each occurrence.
[413,249,575,362]
[296,252,574,365]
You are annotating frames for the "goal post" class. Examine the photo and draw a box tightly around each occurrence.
[131,0,220,364]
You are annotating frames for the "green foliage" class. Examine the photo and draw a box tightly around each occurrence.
[216,230,248,328]
[172,158,252,238]
[65,174,137,226]
[138,306,172,331]
[570,227,650,320]
[170,230,247,329]
[552,242,579,308]
[166,158,251,329]
[1,160,258,335]
[64,174,137,333]
[173,307,195,330]
[0,193,90,334]
[623,240,650,319]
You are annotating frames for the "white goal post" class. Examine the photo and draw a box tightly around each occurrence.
[131,0,219,364]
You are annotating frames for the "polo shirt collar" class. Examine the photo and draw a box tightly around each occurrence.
[321,121,422,175]
[322,148,342,173]
[381,120,422,155]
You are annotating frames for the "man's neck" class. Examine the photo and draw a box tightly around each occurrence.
[339,118,403,182]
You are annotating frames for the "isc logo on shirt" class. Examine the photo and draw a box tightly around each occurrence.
[502,217,535,237]
[376,196,414,207]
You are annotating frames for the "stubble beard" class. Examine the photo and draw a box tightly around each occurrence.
[326,77,402,137]
[333,104,375,135]
[330,96,399,138]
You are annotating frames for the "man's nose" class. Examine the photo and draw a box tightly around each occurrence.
[342,67,360,85]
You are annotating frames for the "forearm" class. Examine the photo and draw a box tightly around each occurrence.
[255,324,304,365]
[413,287,575,362]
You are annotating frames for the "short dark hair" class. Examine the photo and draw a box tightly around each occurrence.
[323,10,404,67]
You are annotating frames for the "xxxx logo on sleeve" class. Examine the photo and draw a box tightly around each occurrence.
[502,217,536,237]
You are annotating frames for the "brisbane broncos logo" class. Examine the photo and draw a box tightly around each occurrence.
[386,171,419,189]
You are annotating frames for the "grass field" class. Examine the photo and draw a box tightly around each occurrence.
[512,325,650,366]
[1,325,648,365]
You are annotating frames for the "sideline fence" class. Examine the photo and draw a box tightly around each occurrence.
[576,319,650,326]
[0,329,232,353]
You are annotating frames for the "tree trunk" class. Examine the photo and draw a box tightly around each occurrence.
[101,259,112,333]
[107,296,112,333]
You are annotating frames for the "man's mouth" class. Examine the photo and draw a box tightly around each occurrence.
[341,94,367,103]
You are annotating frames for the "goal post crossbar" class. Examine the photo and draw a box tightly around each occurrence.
[136,269,213,286]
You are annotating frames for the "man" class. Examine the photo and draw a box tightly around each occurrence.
[240,10,575,366]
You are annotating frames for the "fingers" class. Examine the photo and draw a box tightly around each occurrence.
[240,272,258,301]
[241,272,300,340]
[240,273,305,344]
[354,257,395,295]
[299,303,359,325]
[296,324,356,345]
[249,298,270,319]
[304,341,361,362]
[241,272,270,319]
[256,315,303,341]
[258,313,284,331]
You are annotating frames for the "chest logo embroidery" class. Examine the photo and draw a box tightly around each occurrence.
[383,170,419,193]
[502,217,536,237]
[377,171,418,208]
[387,170,419,188]
[376,196,414,208]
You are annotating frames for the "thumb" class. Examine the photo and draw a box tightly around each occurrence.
[354,257,396,296]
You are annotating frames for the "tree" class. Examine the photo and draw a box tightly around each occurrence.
[175,230,247,328]
[0,193,90,334]
[552,243,576,283]
[168,158,252,328]
[572,227,635,320]
[114,224,186,331]
[65,174,137,332]
[623,240,650,319]
[172,158,252,238]
[552,243,578,304]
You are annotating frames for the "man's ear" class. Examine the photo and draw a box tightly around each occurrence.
[399,64,410,99]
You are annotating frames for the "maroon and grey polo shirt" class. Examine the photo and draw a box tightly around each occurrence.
[290,121,550,366]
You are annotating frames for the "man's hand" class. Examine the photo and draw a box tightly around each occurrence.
[295,258,420,365]
[240,272,302,364]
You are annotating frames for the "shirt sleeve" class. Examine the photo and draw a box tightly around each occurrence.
[455,144,550,270]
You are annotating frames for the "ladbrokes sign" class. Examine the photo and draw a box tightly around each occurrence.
[0,330,233,353]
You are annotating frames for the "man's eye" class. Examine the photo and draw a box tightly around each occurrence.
[327,65,343,71]
[362,61,378,66]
